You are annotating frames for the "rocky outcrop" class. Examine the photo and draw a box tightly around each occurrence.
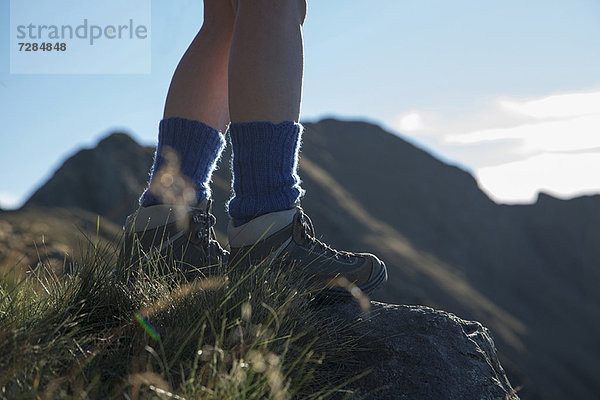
[332,302,518,400]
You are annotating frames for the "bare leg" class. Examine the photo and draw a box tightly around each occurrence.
[163,0,235,132]
[228,0,307,123]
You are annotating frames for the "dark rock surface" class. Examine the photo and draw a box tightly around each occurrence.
[334,302,518,400]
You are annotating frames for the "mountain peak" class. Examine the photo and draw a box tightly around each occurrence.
[535,192,559,203]
[97,131,140,150]
[24,131,155,223]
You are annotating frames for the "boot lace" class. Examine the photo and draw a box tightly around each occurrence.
[298,209,353,263]
[190,199,219,261]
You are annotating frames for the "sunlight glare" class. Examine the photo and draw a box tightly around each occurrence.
[396,112,425,132]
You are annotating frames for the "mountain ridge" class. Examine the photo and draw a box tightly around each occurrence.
[15,118,600,399]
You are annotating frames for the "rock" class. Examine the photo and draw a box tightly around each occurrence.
[332,301,518,400]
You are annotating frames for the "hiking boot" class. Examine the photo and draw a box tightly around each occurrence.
[228,207,387,298]
[120,199,228,280]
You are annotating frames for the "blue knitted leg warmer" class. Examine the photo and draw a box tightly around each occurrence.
[228,121,305,225]
[140,117,226,207]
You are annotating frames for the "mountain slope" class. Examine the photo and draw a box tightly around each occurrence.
[25,133,155,224]
[19,119,600,399]
[295,120,600,400]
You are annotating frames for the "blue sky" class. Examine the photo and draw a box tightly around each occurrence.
[1,0,600,208]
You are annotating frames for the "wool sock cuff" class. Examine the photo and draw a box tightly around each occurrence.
[228,121,305,224]
[140,117,226,207]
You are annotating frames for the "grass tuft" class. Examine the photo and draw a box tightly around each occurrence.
[0,237,364,399]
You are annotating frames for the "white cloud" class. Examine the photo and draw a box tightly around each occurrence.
[395,112,425,132]
[499,91,600,119]
[446,114,600,153]
[390,89,600,203]
[0,191,22,210]
[476,153,600,203]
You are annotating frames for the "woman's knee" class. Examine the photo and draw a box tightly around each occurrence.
[231,0,307,25]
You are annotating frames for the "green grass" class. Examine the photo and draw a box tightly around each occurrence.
[0,238,366,399]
